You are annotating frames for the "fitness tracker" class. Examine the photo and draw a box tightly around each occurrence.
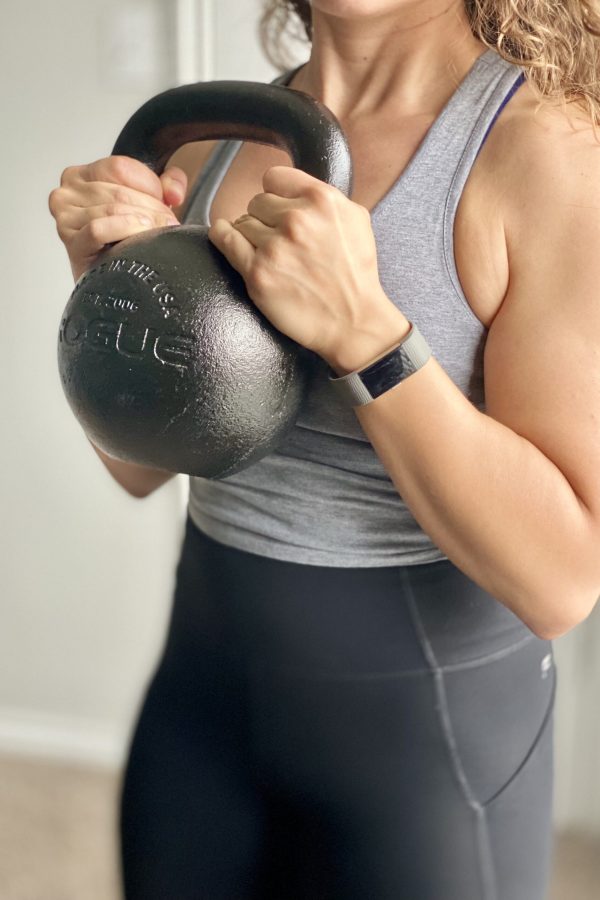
[327,321,431,407]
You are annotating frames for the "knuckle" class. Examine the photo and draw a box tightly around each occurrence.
[248,261,271,294]
[87,218,105,243]
[48,187,63,215]
[262,240,283,267]
[60,165,77,186]
[108,155,136,184]
[221,227,237,247]
[246,195,260,217]
[128,214,146,228]
[112,186,132,206]
[282,208,306,241]
[108,202,136,220]
[312,183,338,210]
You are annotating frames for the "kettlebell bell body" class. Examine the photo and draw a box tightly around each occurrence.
[57,80,352,479]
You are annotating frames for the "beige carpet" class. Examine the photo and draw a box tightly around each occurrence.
[0,752,597,899]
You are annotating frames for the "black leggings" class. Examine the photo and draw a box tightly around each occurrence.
[118,514,556,900]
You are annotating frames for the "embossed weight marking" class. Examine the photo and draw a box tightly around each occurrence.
[56,79,353,478]
[79,292,140,314]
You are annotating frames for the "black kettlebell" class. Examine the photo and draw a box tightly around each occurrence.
[57,80,353,479]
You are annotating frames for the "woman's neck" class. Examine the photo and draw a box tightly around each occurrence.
[291,1,486,122]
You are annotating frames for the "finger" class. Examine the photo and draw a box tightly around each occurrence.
[208,218,255,276]
[262,164,326,199]
[231,213,274,248]
[75,156,165,201]
[160,166,188,208]
[68,214,170,261]
[57,182,182,218]
[246,191,300,227]
[59,203,179,236]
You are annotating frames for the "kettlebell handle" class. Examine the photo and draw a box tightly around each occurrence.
[111,80,353,198]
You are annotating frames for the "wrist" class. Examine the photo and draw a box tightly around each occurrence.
[323,303,411,377]
[327,320,432,407]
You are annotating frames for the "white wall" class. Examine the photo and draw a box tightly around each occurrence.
[1,0,599,840]
[553,611,600,836]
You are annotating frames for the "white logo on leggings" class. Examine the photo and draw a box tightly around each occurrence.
[541,653,553,678]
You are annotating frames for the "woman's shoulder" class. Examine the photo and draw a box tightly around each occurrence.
[494,81,600,161]
[480,76,600,252]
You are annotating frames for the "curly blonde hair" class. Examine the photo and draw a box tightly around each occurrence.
[258,0,600,139]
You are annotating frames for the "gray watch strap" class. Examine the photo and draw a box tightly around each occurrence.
[328,322,431,407]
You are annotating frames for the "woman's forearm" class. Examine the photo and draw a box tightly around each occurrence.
[87,437,176,498]
[348,355,599,640]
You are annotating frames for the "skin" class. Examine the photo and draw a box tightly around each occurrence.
[49,1,600,637]
[280,0,485,118]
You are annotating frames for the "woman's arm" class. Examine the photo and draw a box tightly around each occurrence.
[209,126,600,639]
[83,140,219,498]
[339,114,600,641]
[87,438,177,498]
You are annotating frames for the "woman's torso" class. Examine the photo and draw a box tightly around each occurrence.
[180,46,538,567]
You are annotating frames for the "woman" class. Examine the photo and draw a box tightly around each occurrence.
[49,1,600,897]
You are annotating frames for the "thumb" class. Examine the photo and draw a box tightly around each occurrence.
[161,166,188,208]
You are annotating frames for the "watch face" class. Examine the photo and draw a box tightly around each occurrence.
[329,324,431,407]
[374,351,414,394]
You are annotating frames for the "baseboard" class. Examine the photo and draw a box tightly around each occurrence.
[0,706,127,770]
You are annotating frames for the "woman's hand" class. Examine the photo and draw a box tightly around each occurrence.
[208,165,408,373]
[48,156,187,282]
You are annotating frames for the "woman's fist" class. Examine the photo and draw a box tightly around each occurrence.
[48,155,188,281]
